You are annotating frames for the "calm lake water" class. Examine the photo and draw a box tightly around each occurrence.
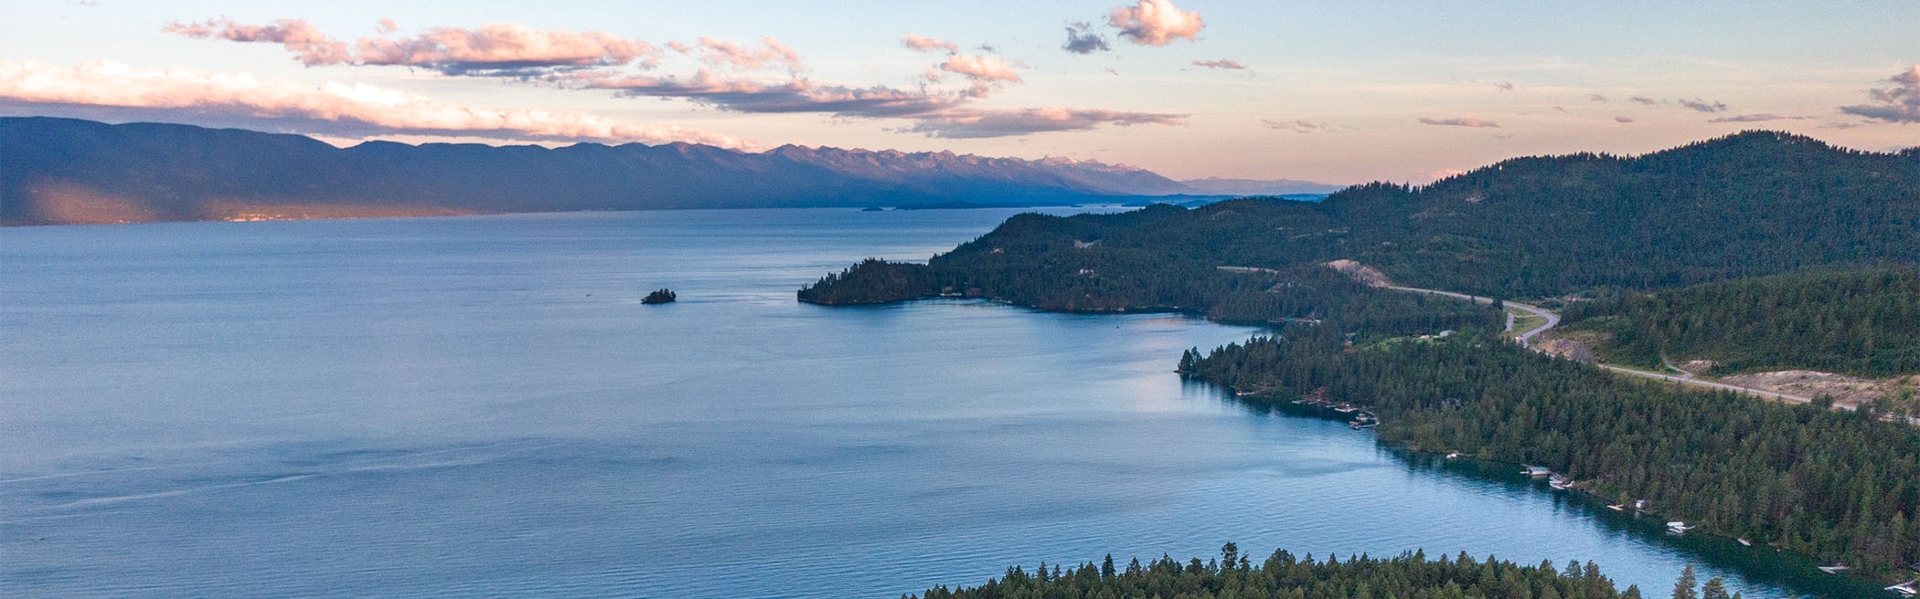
[0,209,1886,598]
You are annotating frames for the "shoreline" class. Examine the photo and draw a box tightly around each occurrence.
[1213,378,1908,590]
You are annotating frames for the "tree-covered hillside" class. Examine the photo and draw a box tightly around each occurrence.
[1559,267,1920,377]
[1335,133,1920,297]
[916,546,1644,599]
[1183,325,1920,576]
[798,236,1502,335]
[803,131,1920,311]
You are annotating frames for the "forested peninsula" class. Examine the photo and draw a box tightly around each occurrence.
[802,131,1920,580]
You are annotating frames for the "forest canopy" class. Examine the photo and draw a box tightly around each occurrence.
[914,545,1645,599]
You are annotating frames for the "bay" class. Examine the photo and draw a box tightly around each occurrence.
[0,209,1878,598]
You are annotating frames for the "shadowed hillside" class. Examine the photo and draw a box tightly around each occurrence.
[0,117,1204,225]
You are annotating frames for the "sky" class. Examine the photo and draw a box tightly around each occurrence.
[3,0,1918,183]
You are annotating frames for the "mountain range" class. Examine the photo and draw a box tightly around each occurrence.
[0,117,1330,226]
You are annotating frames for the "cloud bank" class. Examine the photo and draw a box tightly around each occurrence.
[908,107,1184,138]
[1840,64,1920,123]
[164,16,1181,139]
[902,34,958,53]
[169,19,660,76]
[572,69,1178,138]
[670,37,804,73]
[164,18,352,66]
[1418,117,1499,128]
[0,59,748,147]
[940,54,1021,85]
[1108,0,1204,46]
[1192,59,1245,70]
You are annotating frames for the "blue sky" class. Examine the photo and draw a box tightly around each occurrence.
[4,0,1916,183]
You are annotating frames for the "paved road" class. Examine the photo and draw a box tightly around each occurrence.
[1382,285,1829,406]
[1384,286,1561,347]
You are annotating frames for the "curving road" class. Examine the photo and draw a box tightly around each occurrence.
[1382,285,1828,407]
[1231,264,1849,409]
[1384,286,1560,348]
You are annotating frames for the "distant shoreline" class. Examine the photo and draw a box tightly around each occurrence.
[0,195,1330,228]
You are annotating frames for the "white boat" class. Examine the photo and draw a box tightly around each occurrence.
[1737,538,1751,546]
[1666,521,1693,533]
[1445,452,1462,460]
[1885,580,1916,597]
[1522,466,1551,477]
[1817,564,1849,574]
[1605,504,1624,511]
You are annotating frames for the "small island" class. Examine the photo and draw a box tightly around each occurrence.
[642,288,677,304]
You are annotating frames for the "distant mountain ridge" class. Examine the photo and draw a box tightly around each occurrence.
[0,117,1224,225]
[1176,177,1345,196]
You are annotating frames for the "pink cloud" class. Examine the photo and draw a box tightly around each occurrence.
[1192,59,1245,70]
[573,69,963,118]
[940,54,1021,84]
[573,69,1179,138]
[1840,64,1920,123]
[167,18,660,75]
[357,23,659,74]
[1107,0,1204,46]
[376,18,397,34]
[0,59,749,147]
[160,16,1172,139]
[164,18,351,66]
[678,36,804,73]
[907,107,1185,138]
[902,34,958,53]
[1418,117,1500,128]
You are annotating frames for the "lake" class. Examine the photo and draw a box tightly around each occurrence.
[0,208,1882,598]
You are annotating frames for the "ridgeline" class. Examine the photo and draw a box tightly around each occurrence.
[801,131,1920,313]
[0,116,1203,226]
